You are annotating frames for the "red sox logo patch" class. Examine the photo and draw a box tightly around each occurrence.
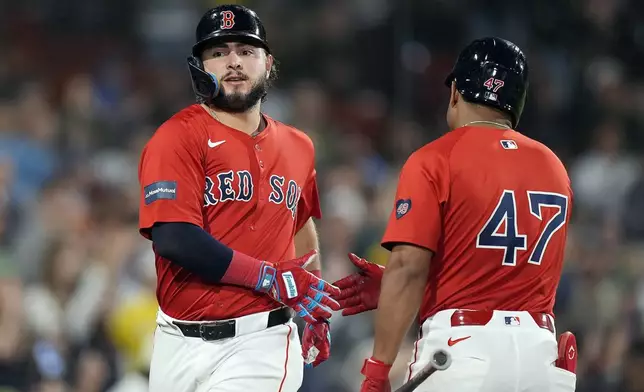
[220,10,235,29]
[395,199,412,219]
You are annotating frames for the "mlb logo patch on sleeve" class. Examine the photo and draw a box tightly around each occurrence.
[144,181,177,205]
[500,140,518,149]
[395,199,412,219]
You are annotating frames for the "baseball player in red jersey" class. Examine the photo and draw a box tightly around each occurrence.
[333,37,578,392]
[138,5,339,392]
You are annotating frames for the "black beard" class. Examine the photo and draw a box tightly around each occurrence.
[210,76,268,113]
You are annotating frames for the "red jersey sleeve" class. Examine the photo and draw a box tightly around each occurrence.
[295,169,322,232]
[381,149,449,252]
[138,119,206,238]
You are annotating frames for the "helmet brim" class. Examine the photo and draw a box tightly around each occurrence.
[192,32,270,57]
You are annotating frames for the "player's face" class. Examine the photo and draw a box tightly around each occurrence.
[202,42,273,113]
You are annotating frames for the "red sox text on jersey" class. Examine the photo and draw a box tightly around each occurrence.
[204,171,301,219]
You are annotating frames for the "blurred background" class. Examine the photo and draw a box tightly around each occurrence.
[1,0,644,391]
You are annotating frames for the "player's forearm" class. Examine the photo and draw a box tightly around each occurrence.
[295,218,321,273]
[151,222,265,289]
[372,248,430,364]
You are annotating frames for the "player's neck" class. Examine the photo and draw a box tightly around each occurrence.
[202,103,263,135]
[457,115,511,130]
[457,106,512,129]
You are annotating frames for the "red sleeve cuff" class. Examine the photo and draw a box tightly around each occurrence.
[381,237,436,253]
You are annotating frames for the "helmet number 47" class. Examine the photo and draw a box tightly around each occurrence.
[484,77,505,93]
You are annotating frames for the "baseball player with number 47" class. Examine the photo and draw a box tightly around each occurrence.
[333,37,579,392]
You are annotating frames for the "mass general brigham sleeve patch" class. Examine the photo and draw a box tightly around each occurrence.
[395,199,412,219]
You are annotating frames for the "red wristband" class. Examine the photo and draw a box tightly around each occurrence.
[361,357,392,381]
[310,269,321,278]
[220,250,267,288]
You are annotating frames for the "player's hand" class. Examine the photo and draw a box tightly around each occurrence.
[302,320,331,368]
[331,253,384,316]
[256,251,341,324]
[360,358,392,392]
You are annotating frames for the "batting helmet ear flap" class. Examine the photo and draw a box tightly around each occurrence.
[187,56,220,103]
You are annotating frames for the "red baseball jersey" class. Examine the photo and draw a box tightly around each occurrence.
[138,104,321,321]
[382,126,572,321]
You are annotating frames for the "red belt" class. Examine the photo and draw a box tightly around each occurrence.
[450,310,554,333]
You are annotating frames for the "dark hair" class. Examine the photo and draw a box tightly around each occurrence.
[262,54,279,102]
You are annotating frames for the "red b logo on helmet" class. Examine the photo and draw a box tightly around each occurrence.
[220,11,235,30]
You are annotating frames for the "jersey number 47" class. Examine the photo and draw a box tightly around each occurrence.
[476,190,568,266]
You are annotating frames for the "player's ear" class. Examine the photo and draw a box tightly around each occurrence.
[449,81,459,108]
[265,53,273,78]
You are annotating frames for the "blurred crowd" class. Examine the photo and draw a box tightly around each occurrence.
[1,0,644,391]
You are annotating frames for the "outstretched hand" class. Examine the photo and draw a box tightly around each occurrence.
[331,253,384,316]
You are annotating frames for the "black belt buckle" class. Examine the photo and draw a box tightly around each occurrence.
[198,320,236,341]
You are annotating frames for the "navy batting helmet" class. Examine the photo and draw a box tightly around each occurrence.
[187,5,270,103]
[445,37,529,128]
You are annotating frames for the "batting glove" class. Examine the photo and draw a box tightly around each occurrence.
[332,253,384,316]
[255,250,341,324]
[360,358,392,392]
[302,319,331,368]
